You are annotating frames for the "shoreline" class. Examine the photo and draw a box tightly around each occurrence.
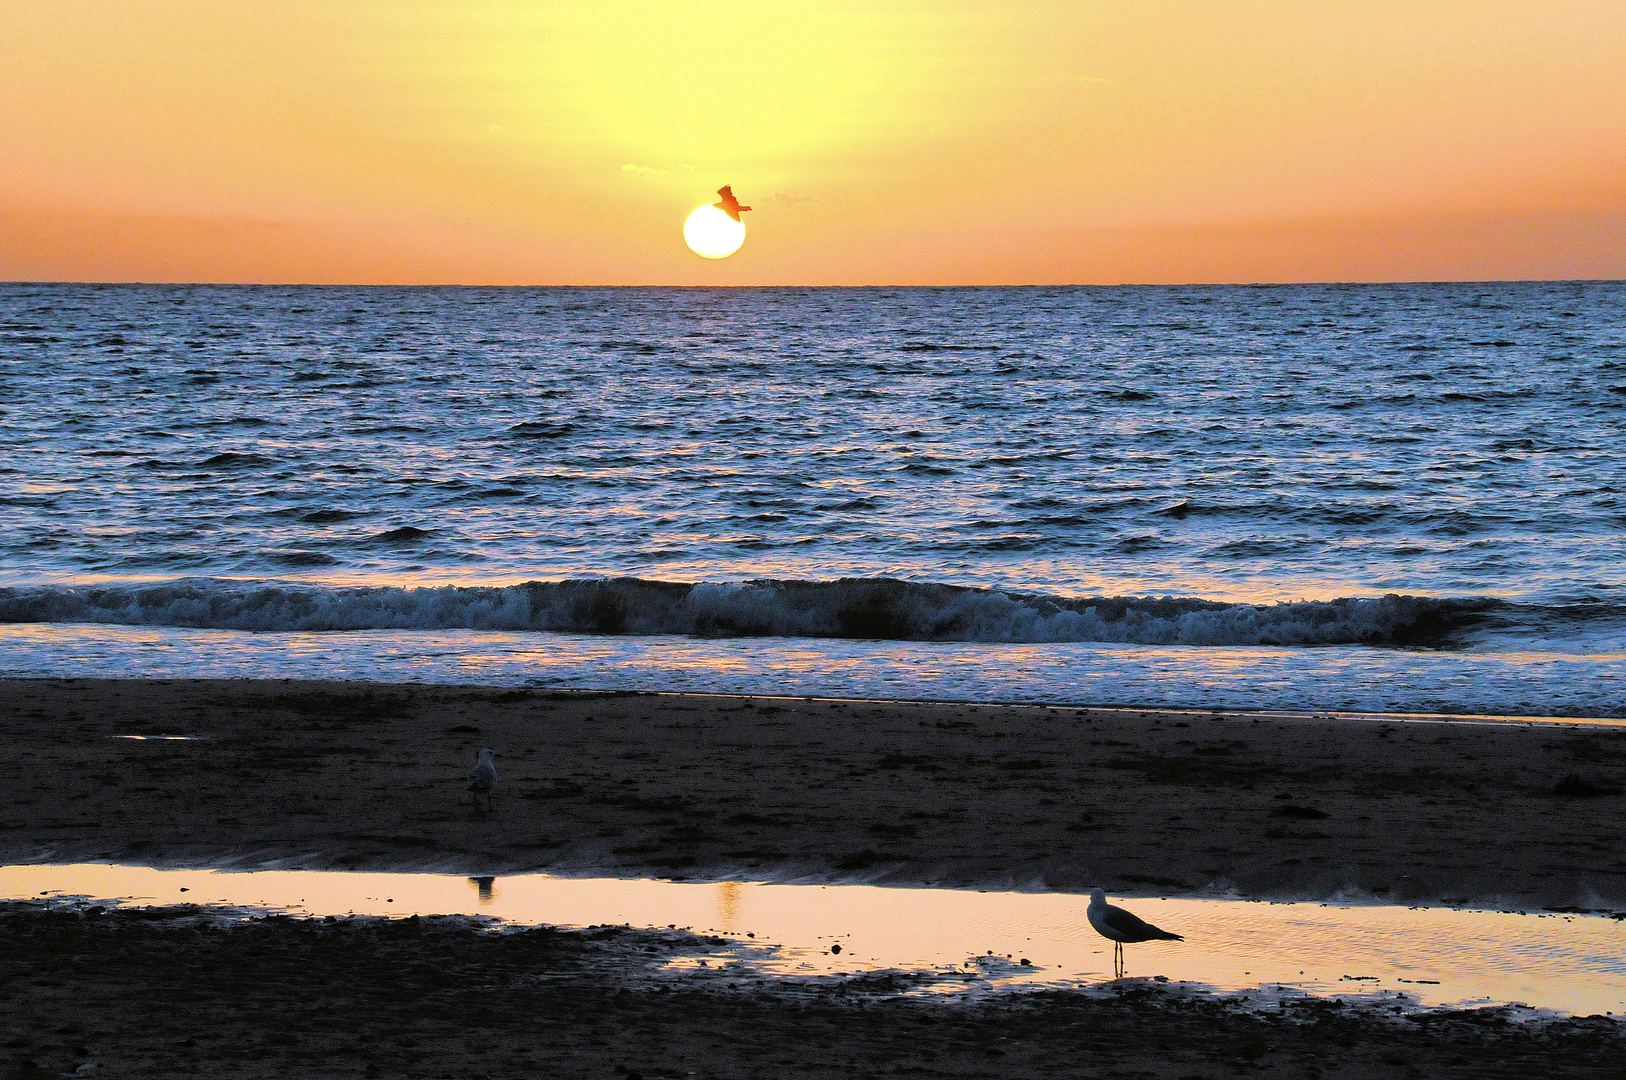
[10,620,1626,722]
[647,690,1626,729]
[5,677,1625,908]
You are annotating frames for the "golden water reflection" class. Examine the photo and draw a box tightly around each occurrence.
[717,880,741,932]
[5,864,1623,1015]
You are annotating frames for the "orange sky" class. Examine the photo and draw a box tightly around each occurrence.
[3,0,1623,285]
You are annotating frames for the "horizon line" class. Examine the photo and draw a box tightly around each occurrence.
[5,277,1624,289]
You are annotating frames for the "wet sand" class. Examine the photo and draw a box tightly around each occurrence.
[5,677,1626,1077]
[5,901,1624,1080]
[4,678,1624,909]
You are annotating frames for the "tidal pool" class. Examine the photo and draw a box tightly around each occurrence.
[5,863,1623,1015]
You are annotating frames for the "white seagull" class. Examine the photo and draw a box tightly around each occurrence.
[1087,888,1183,977]
[467,748,497,811]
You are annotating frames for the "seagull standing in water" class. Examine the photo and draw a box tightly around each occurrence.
[1087,888,1183,977]
[467,748,497,811]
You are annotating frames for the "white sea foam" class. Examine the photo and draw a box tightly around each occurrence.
[6,622,1626,718]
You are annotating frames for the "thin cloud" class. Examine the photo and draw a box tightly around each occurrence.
[619,163,669,180]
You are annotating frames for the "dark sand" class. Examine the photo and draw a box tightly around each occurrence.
[4,677,1626,1078]
[4,679,1624,907]
[5,902,1624,1079]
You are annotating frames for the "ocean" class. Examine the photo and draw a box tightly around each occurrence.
[3,280,1624,717]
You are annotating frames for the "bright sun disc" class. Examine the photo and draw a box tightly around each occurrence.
[683,204,746,259]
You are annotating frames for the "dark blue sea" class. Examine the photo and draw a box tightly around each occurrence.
[3,280,1624,716]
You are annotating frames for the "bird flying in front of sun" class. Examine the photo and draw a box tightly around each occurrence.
[684,186,752,259]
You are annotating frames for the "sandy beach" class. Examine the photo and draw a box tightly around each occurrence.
[6,677,1626,1078]
[5,899,1623,1080]
[4,678,1624,908]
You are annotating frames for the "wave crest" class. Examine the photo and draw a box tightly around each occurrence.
[0,577,1498,646]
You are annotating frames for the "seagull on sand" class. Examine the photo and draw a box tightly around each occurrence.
[1087,888,1182,977]
[467,748,497,811]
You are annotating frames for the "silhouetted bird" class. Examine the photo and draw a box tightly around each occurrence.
[714,186,752,222]
[1087,888,1183,976]
[467,747,497,811]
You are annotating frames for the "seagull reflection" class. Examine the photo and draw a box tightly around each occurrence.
[469,876,495,903]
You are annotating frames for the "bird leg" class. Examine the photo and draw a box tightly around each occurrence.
[1113,941,1125,978]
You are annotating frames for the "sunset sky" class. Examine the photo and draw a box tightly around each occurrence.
[3,0,1623,285]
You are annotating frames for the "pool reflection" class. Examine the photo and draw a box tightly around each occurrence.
[4,863,1622,1015]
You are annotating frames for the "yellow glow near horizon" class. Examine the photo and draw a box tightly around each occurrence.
[1,1,1624,284]
[683,205,746,260]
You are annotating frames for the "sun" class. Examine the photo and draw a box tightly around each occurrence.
[683,204,746,259]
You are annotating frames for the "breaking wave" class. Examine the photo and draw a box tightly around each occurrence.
[0,577,1503,647]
